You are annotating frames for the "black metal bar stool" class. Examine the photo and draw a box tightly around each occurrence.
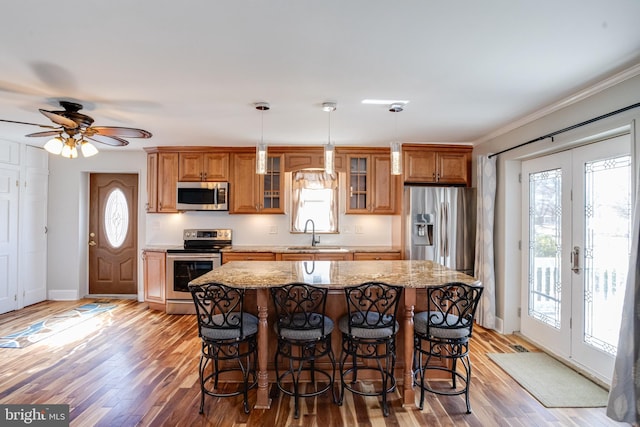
[337,281,403,417]
[270,282,337,419]
[188,282,258,414]
[413,282,484,413]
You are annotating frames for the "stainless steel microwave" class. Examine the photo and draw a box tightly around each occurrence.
[176,182,229,211]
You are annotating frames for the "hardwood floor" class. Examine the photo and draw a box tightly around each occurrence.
[0,299,620,426]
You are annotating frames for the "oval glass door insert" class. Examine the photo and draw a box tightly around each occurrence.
[104,188,129,248]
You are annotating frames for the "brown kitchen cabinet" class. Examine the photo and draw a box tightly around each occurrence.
[145,150,179,213]
[143,250,166,311]
[278,252,354,261]
[178,152,229,182]
[222,252,276,263]
[146,153,158,212]
[353,251,402,261]
[284,148,344,172]
[403,145,471,186]
[230,151,284,214]
[345,151,399,214]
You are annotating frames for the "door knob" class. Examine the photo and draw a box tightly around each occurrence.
[89,232,96,246]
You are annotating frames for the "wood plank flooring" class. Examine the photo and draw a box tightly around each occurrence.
[0,299,618,426]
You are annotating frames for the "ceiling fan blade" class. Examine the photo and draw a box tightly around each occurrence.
[87,134,129,147]
[0,118,58,129]
[39,109,78,129]
[90,126,152,138]
[25,130,62,138]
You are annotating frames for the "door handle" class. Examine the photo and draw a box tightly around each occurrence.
[571,246,580,273]
[89,232,96,247]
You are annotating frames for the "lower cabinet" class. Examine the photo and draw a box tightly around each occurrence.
[143,250,166,311]
[222,252,276,263]
[353,252,402,261]
[278,252,354,261]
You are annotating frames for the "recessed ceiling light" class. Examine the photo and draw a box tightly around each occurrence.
[361,99,410,105]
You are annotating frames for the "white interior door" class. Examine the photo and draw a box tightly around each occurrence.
[20,146,48,307]
[0,168,19,314]
[521,135,631,383]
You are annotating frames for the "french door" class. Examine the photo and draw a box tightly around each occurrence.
[521,134,631,383]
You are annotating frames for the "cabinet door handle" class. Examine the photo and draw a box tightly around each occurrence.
[203,172,207,180]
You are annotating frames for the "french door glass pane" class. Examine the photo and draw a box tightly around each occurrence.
[528,168,562,329]
[583,155,631,355]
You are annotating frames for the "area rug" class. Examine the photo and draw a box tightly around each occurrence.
[487,352,608,407]
[0,302,116,349]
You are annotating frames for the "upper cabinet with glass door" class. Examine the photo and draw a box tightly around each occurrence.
[344,149,399,214]
[230,151,284,214]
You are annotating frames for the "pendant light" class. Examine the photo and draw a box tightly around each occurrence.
[255,102,270,175]
[389,103,403,175]
[322,102,336,174]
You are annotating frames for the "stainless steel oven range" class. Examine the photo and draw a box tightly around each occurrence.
[166,228,232,314]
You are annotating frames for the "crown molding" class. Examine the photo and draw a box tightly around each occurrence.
[474,63,640,145]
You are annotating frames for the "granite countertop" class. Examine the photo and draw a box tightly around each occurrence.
[189,260,479,289]
[221,245,401,253]
[143,245,184,252]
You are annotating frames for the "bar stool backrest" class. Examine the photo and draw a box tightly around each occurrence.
[425,282,484,339]
[271,282,328,333]
[344,282,403,335]
[189,282,248,338]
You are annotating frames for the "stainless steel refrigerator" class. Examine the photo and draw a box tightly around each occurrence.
[404,186,477,276]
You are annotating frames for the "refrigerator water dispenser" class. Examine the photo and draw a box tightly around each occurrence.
[413,213,433,246]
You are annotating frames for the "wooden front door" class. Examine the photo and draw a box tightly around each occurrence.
[89,174,138,294]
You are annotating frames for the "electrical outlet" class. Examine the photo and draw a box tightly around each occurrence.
[269,226,278,234]
[355,225,364,234]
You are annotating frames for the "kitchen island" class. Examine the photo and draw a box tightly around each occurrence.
[190,260,479,409]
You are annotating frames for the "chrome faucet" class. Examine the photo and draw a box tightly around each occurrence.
[304,219,320,247]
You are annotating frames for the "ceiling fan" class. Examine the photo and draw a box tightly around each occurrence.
[0,100,152,158]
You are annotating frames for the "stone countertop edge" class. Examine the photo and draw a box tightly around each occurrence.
[220,245,401,253]
[189,260,480,289]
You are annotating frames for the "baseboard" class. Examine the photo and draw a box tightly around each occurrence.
[47,290,80,301]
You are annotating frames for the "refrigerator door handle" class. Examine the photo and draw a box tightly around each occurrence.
[443,203,449,258]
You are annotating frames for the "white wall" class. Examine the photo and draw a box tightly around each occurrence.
[47,150,147,301]
[474,71,640,333]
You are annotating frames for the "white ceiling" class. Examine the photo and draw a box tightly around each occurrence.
[1,1,639,152]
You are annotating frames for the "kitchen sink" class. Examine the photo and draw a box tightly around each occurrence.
[285,246,349,252]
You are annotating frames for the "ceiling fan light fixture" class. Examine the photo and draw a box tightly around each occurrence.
[81,140,99,158]
[44,136,64,155]
[60,140,78,159]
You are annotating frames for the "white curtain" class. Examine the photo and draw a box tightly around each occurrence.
[606,180,640,424]
[291,170,338,232]
[474,155,497,329]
